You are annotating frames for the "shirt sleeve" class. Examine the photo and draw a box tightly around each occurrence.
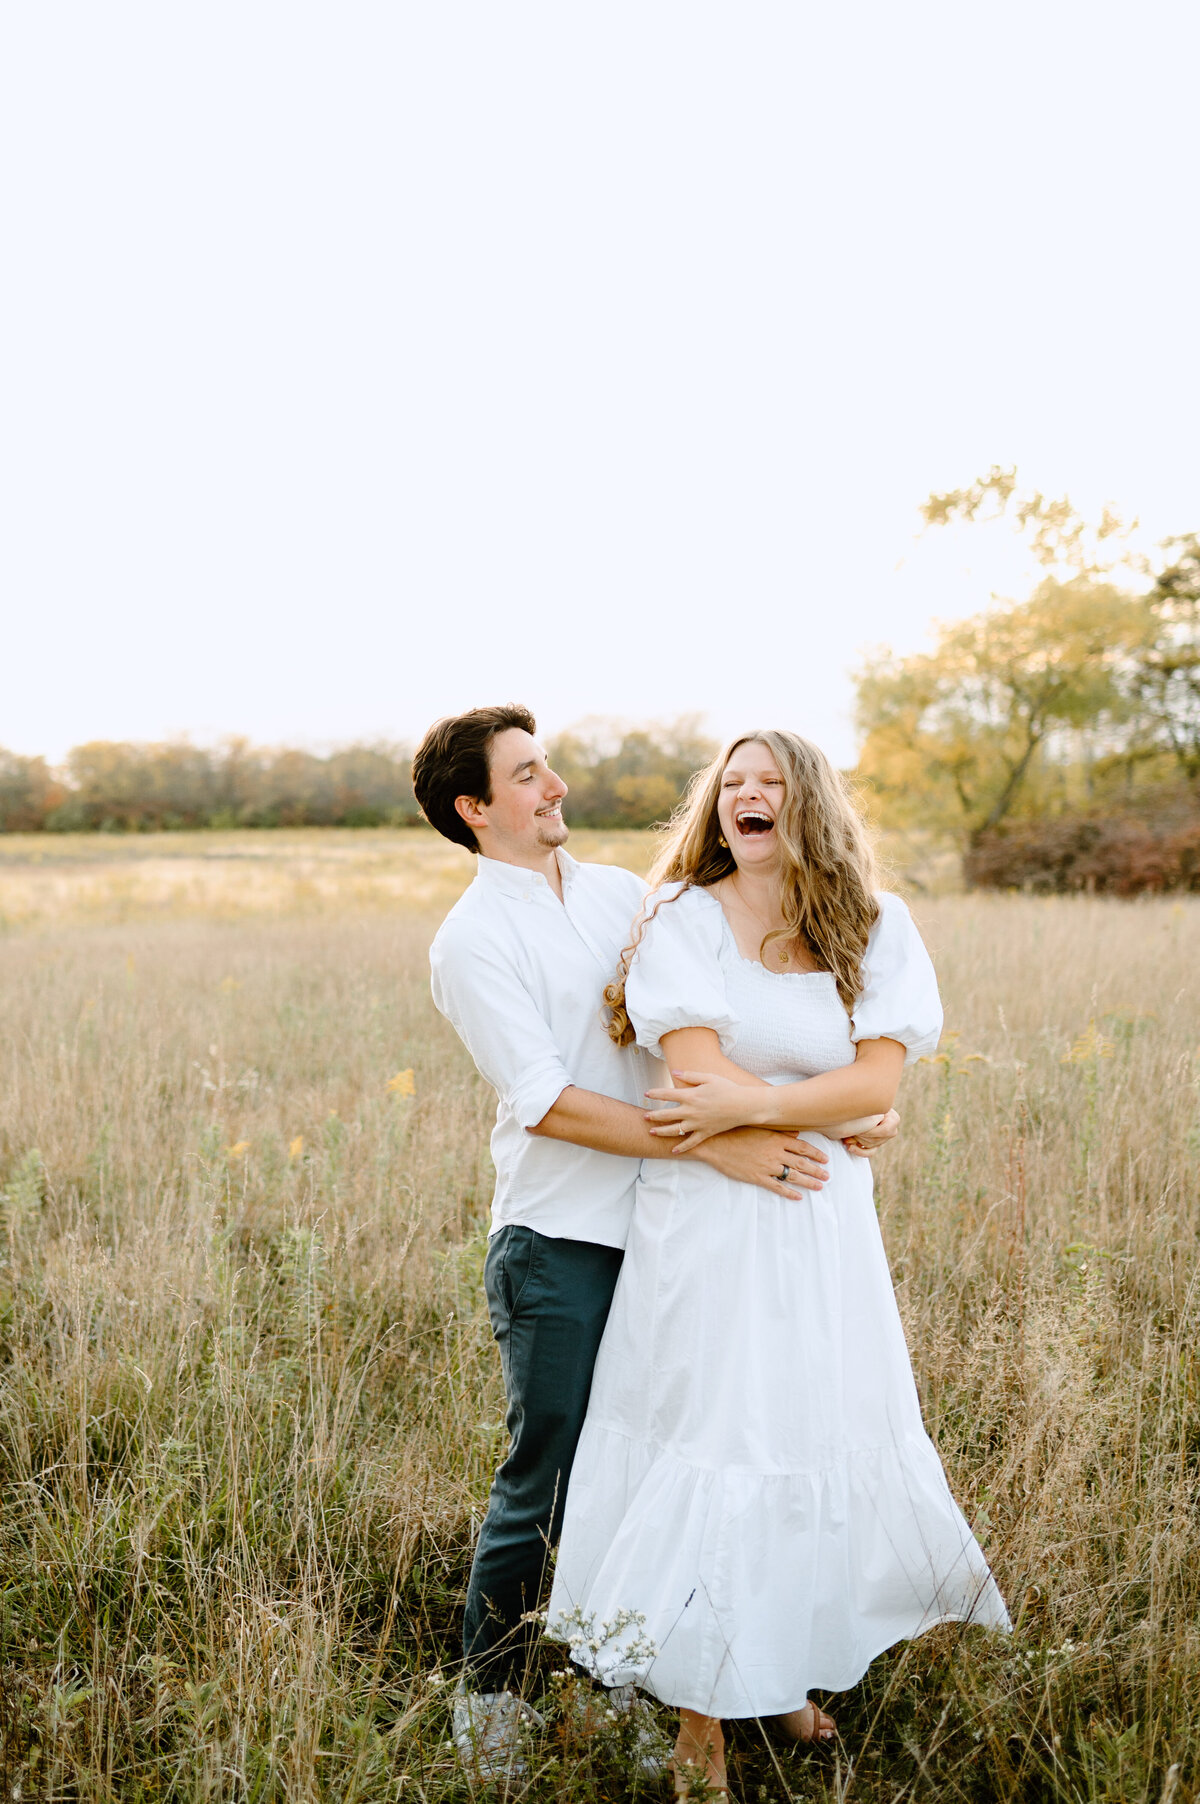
[624,885,739,1060]
[849,892,944,1064]
[430,925,575,1130]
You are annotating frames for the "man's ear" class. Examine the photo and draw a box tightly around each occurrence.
[454,794,488,831]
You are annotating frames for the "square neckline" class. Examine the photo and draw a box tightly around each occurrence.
[696,884,835,982]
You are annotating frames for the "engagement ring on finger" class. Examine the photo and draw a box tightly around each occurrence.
[677,1124,687,1136]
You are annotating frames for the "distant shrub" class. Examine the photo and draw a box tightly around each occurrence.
[966,810,1200,894]
[0,751,63,831]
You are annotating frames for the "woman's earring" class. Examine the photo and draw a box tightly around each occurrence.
[718,835,728,848]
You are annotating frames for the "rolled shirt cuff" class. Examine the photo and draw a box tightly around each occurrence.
[508,1058,575,1131]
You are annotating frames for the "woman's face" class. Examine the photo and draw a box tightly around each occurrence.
[716,740,787,873]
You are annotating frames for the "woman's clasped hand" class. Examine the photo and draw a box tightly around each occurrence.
[646,1068,767,1148]
[645,1071,901,1157]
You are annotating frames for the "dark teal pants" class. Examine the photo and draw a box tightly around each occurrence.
[463,1226,624,1687]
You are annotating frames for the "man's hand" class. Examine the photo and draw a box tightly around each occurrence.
[842,1108,900,1159]
[692,1127,828,1199]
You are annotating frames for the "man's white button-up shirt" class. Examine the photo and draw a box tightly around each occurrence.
[429,848,651,1247]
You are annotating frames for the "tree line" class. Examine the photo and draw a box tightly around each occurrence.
[0,719,720,834]
[6,472,1197,891]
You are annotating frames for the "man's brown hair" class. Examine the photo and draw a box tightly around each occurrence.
[411,704,538,852]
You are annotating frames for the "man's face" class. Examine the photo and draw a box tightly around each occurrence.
[458,728,569,860]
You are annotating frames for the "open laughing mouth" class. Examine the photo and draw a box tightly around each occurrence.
[735,810,774,838]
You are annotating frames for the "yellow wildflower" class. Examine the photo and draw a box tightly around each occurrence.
[387,1068,416,1098]
[226,1140,250,1159]
[289,1136,304,1161]
[1061,1020,1115,1065]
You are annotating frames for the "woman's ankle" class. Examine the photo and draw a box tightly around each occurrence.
[675,1710,724,1766]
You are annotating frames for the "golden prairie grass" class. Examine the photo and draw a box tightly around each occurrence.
[0,829,652,930]
[0,829,476,928]
[0,830,1198,1801]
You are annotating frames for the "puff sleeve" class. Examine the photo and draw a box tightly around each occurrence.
[624,885,740,1060]
[850,892,944,1064]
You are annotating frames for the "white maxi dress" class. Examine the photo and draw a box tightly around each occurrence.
[547,885,1010,1718]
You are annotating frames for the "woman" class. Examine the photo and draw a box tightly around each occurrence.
[546,730,1009,1796]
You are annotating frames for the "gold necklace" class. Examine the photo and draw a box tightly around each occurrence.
[730,874,791,965]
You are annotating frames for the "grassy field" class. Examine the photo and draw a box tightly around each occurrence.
[1,828,1198,1802]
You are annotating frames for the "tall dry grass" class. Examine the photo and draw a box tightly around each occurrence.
[0,831,1198,1801]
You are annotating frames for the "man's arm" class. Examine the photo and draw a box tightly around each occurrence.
[432,924,828,1198]
[529,1086,829,1200]
[430,927,583,1131]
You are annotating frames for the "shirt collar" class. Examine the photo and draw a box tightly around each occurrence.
[474,848,579,898]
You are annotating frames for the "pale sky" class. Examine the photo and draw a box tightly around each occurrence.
[3,2,1197,769]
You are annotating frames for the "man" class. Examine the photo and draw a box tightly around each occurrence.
[413,704,895,1774]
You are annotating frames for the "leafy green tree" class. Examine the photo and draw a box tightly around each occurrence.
[0,751,62,830]
[915,474,1200,797]
[856,578,1149,846]
[855,469,1174,848]
[548,717,716,828]
[921,465,1138,579]
[1126,535,1200,784]
[55,740,220,829]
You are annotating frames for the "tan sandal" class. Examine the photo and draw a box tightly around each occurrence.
[775,1699,836,1743]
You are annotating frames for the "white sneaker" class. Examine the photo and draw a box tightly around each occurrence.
[610,1684,670,1780]
[452,1687,546,1781]
[567,1682,669,1780]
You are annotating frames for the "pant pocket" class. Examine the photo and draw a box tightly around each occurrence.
[486,1226,539,1331]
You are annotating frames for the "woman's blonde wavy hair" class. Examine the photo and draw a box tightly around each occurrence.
[604,730,880,1046]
